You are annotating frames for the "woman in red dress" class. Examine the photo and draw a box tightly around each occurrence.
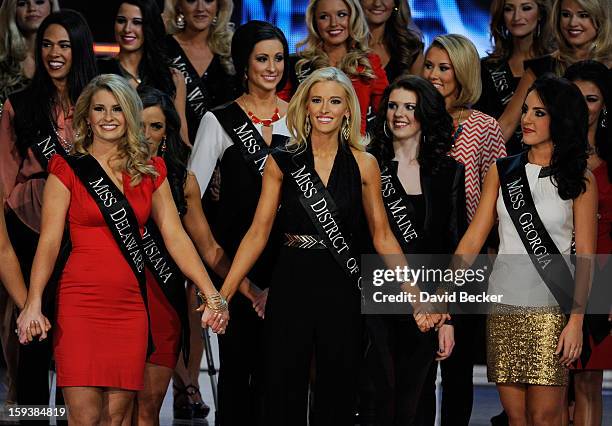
[566,60,612,426]
[17,74,228,424]
[278,0,388,134]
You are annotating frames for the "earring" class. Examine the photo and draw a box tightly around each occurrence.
[500,25,510,40]
[535,22,541,38]
[86,123,92,138]
[383,121,391,138]
[341,116,351,142]
[304,115,311,137]
[602,109,608,128]
[161,136,167,153]
[175,12,185,30]
[212,15,218,26]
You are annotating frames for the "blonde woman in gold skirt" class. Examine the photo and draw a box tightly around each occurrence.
[453,74,597,425]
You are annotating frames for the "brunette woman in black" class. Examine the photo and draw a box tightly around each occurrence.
[367,75,466,425]
[0,9,96,408]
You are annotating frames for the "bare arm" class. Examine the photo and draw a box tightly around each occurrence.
[497,69,535,142]
[219,156,283,302]
[182,174,259,301]
[171,68,191,146]
[0,186,27,309]
[454,164,500,258]
[409,51,424,76]
[17,175,69,341]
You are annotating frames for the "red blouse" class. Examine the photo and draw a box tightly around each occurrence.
[593,162,612,254]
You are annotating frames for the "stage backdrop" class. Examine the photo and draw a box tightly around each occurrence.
[60,0,494,57]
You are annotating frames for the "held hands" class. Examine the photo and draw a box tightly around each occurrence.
[196,291,229,334]
[556,320,583,367]
[413,309,449,332]
[16,303,52,344]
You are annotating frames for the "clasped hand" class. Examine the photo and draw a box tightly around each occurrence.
[413,311,450,332]
[197,304,230,335]
[16,304,52,345]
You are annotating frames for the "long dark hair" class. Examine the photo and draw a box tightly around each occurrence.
[565,60,612,182]
[380,0,423,72]
[137,85,189,215]
[369,75,454,175]
[15,10,96,154]
[116,0,174,97]
[231,20,290,94]
[528,74,589,199]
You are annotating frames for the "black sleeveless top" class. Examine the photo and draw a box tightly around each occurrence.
[276,141,365,243]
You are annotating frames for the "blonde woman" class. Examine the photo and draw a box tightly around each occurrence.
[163,0,238,143]
[279,0,389,134]
[0,0,59,108]
[16,74,227,424]
[497,0,612,142]
[217,67,432,425]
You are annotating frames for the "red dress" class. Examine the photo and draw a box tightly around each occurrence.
[50,155,167,390]
[579,162,612,369]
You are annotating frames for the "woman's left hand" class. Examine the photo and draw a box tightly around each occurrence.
[436,324,455,361]
[198,304,230,334]
[556,320,583,367]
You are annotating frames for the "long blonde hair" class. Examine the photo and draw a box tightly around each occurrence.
[296,0,373,80]
[550,0,612,71]
[163,0,235,75]
[286,67,365,152]
[0,0,59,63]
[73,74,157,186]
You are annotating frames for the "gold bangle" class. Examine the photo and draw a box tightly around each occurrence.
[197,291,228,313]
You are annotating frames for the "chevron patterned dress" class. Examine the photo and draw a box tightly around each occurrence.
[450,110,506,222]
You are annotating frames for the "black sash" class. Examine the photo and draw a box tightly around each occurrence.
[497,153,575,311]
[212,102,270,177]
[167,37,207,124]
[29,125,67,170]
[380,162,419,251]
[141,220,190,364]
[483,60,515,107]
[271,136,361,283]
[65,154,155,356]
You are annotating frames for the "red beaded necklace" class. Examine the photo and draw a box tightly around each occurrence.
[247,107,280,127]
[242,96,281,127]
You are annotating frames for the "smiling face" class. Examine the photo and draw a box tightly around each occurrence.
[41,24,72,84]
[178,0,218,33]
[559,0,598,49]
[142,105,166,154]
[114,3,144,53]
[315,0,351,48]
[246,39,285,94]
[88,89,127,144]
[503,0,540,38]
[15,0,52,35]
[521,90,551,146]
[360,0,394,27]
[386,88,421,141]
[573,80,605,129]
[307,80,350,137]
[422,46,459,106]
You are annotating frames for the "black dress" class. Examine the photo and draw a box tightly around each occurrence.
[165,35,239,143]
[475,57,523,155]
[264,142,364,426]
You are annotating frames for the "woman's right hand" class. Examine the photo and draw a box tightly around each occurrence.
[198,304,230,335]
[16,302,51,344]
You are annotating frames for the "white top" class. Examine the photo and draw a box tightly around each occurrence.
[188,109,290,195]
[488,163,574,307]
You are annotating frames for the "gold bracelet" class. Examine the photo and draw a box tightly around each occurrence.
[197,291,228,313]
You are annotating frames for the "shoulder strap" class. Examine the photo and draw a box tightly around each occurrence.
[271,136,361,284]
[212,102,271,177]
[497,153,575,311]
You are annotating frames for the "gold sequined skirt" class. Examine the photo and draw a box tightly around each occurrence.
[487,303,568,386]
